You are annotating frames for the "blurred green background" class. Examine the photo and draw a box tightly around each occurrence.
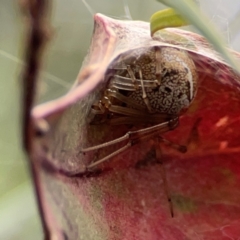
[0,0,239,239]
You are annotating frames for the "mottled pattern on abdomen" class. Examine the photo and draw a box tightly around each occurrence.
[128,69,191,114]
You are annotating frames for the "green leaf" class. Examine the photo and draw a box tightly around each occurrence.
[150,8,188,35]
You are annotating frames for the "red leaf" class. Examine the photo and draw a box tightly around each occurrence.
[31,14,240,239]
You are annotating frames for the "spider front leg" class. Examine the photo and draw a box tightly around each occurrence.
[80,117,179,169]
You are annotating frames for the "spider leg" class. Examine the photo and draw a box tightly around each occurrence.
[107,89,147,111]
[155,46,162,85]
[110,74,157,90]
[155,138,174,217]
[127,65,139,90]
[82,117,178,152]
[86,123,176,169]
[159,136,187,153]
[81,118,179,169]
[87,142,132,169]
[91,100,107,115]
[91,89,175,125]
[139,69,153,113]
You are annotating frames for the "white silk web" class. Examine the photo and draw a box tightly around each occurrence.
[198,0,240,49]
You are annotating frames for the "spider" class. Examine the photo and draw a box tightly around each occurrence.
[81,46,198,169]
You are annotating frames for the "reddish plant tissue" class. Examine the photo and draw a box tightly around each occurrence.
[32,14,240,240]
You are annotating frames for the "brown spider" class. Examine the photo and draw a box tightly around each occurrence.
[81,46,198,169]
